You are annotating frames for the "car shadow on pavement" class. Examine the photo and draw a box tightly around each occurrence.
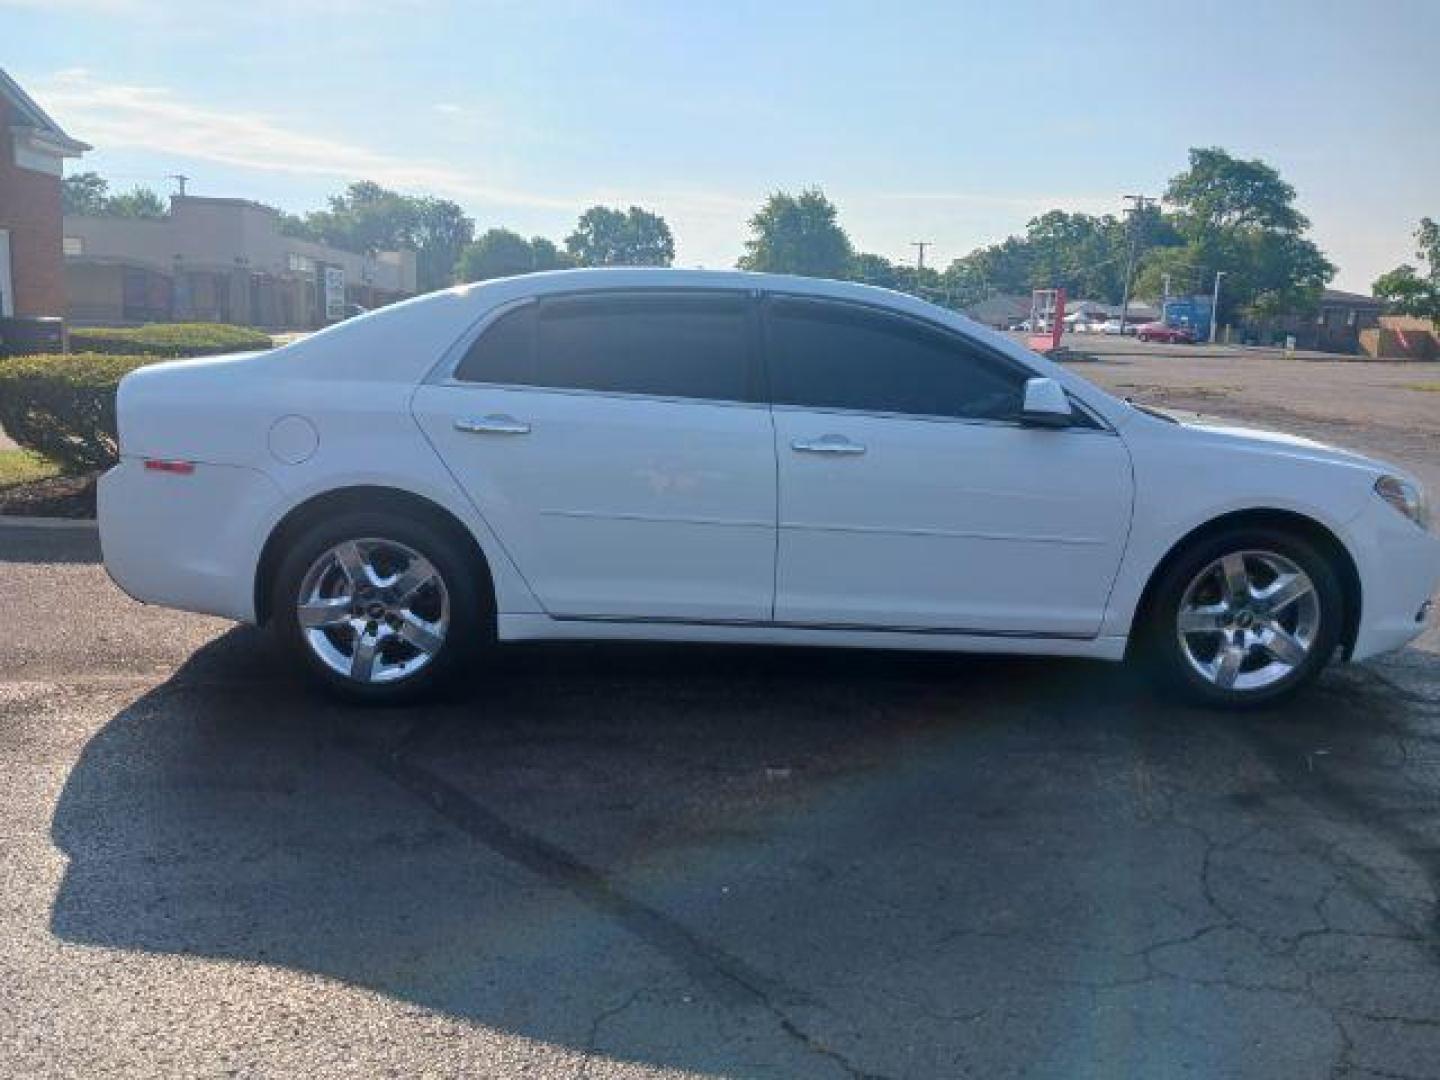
[47,627,1440,1077]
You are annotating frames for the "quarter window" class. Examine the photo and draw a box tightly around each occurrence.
[767,297,1024,421]
[454,303,535,384]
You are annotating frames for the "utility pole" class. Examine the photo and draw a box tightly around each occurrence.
[911,241,931,272]
[1162,272,1171,316]
[1209,270,1226,344]
[1117,194,1155,335]
[168,174,190,196]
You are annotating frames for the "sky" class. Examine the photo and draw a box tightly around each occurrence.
[5,0,1437,292]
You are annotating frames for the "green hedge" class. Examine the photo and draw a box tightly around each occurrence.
[69,322,272,358]
[0,353,155,474]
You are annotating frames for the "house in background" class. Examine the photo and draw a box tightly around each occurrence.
[1239,288,1383,353]
[0,67,88,318]
[64,195,417,329]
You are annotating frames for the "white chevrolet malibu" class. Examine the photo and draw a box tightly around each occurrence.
[99,269,1440,707]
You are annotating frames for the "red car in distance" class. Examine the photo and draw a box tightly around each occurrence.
[1137,322,1198,344]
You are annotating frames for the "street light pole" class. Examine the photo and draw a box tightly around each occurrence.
[1209,270,1226,344]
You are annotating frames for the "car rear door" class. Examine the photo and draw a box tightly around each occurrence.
[765,294,1133,637]
[412,289,776,622]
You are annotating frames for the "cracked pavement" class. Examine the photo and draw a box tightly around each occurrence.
[3,349,1439,1078]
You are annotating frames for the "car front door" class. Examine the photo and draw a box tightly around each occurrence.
[765,295,1133,637]
[412,289,776,622]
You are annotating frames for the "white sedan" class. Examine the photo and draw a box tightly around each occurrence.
[99,269,1440,708]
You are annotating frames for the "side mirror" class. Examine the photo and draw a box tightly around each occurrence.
[1020,377,1073,428]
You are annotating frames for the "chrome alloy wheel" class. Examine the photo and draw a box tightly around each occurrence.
[295,538,450,684]
[1176,550,1321,692]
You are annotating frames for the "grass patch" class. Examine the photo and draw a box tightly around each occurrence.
[0,447,61,489]
[1404,382,1440,393]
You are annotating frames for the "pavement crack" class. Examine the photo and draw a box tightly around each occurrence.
[341,731,887,1080]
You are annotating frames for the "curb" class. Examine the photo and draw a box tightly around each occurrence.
[0,515,98,531]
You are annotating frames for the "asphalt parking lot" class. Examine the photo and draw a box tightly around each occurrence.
[3,344,1440,1078]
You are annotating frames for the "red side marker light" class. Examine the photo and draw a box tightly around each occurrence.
[143,459,195,475]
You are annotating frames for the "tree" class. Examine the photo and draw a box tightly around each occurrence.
[1372,218,1440,322]
[1164,147,1307,236]
[61,172,167,219]
[565,206,674,267]
[455,228,542,281]
[286,181,475,292]
[62,171,109,216]
[104,187,168,219]
[738,188,853,279]
[1137,147,1333,322]
[411,196,476,293]
[528,236,572,272]
[849,252,903,290]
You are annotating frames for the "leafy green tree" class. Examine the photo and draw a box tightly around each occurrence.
[286,182,475,292]
[61,173,167,219]
[849,252,902,289]
[455,228,541,281]
[1164,147,1307,236]
[528,236,573,271]
[565,206,674,267]
[104,187,168,219]
[738,188,853,278]
[1136,147,1333,322]
[1372,218,1439,322]
[62,171,109,216]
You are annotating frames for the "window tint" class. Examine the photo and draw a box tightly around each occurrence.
[454,303,535,384]
[533,293,750,401]
[768,298,1024,420]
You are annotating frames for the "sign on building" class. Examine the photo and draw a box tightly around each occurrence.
[324,266,346,321]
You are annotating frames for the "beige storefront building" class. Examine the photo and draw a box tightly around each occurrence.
[64,194,417,329]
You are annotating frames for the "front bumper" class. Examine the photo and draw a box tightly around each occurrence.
[98,457,282,623]
[1346,495,1440,661]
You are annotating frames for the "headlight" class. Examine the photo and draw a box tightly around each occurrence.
[1375,475,1431,530]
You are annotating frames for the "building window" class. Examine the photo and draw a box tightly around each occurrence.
[63,236,84,256]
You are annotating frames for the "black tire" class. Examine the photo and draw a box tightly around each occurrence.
[1138,525,1345,709]
[270,509,491,705]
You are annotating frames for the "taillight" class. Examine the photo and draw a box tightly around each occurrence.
[143,459,195,475]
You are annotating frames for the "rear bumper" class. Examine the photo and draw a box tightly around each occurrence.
[1346,497,1440,661]
[98,457,281,623]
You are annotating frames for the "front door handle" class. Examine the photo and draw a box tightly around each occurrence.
[455,414,531,435]
[791,434,866,455]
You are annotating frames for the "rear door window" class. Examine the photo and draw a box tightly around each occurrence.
[534,292,752,402]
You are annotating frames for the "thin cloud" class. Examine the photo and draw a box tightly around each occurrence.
[34,69,573,211]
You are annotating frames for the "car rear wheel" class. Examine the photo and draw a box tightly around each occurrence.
[272,510,489,704]
[1140,526,1344,708]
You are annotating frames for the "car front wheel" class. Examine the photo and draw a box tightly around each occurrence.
[272,510,488,704]
[1140,527,1344,708]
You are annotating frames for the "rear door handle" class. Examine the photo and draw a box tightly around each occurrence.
[455,414,531,435]
[791,435,866,455]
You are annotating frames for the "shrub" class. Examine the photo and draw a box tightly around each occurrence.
[69,322,272,358]
[0,353,156,474]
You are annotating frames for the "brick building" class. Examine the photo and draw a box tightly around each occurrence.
[0,68,88,317]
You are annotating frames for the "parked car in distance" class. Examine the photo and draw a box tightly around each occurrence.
[1097,318,1136,336]
[1137,321,1197,344]
[98,268,1440,709]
